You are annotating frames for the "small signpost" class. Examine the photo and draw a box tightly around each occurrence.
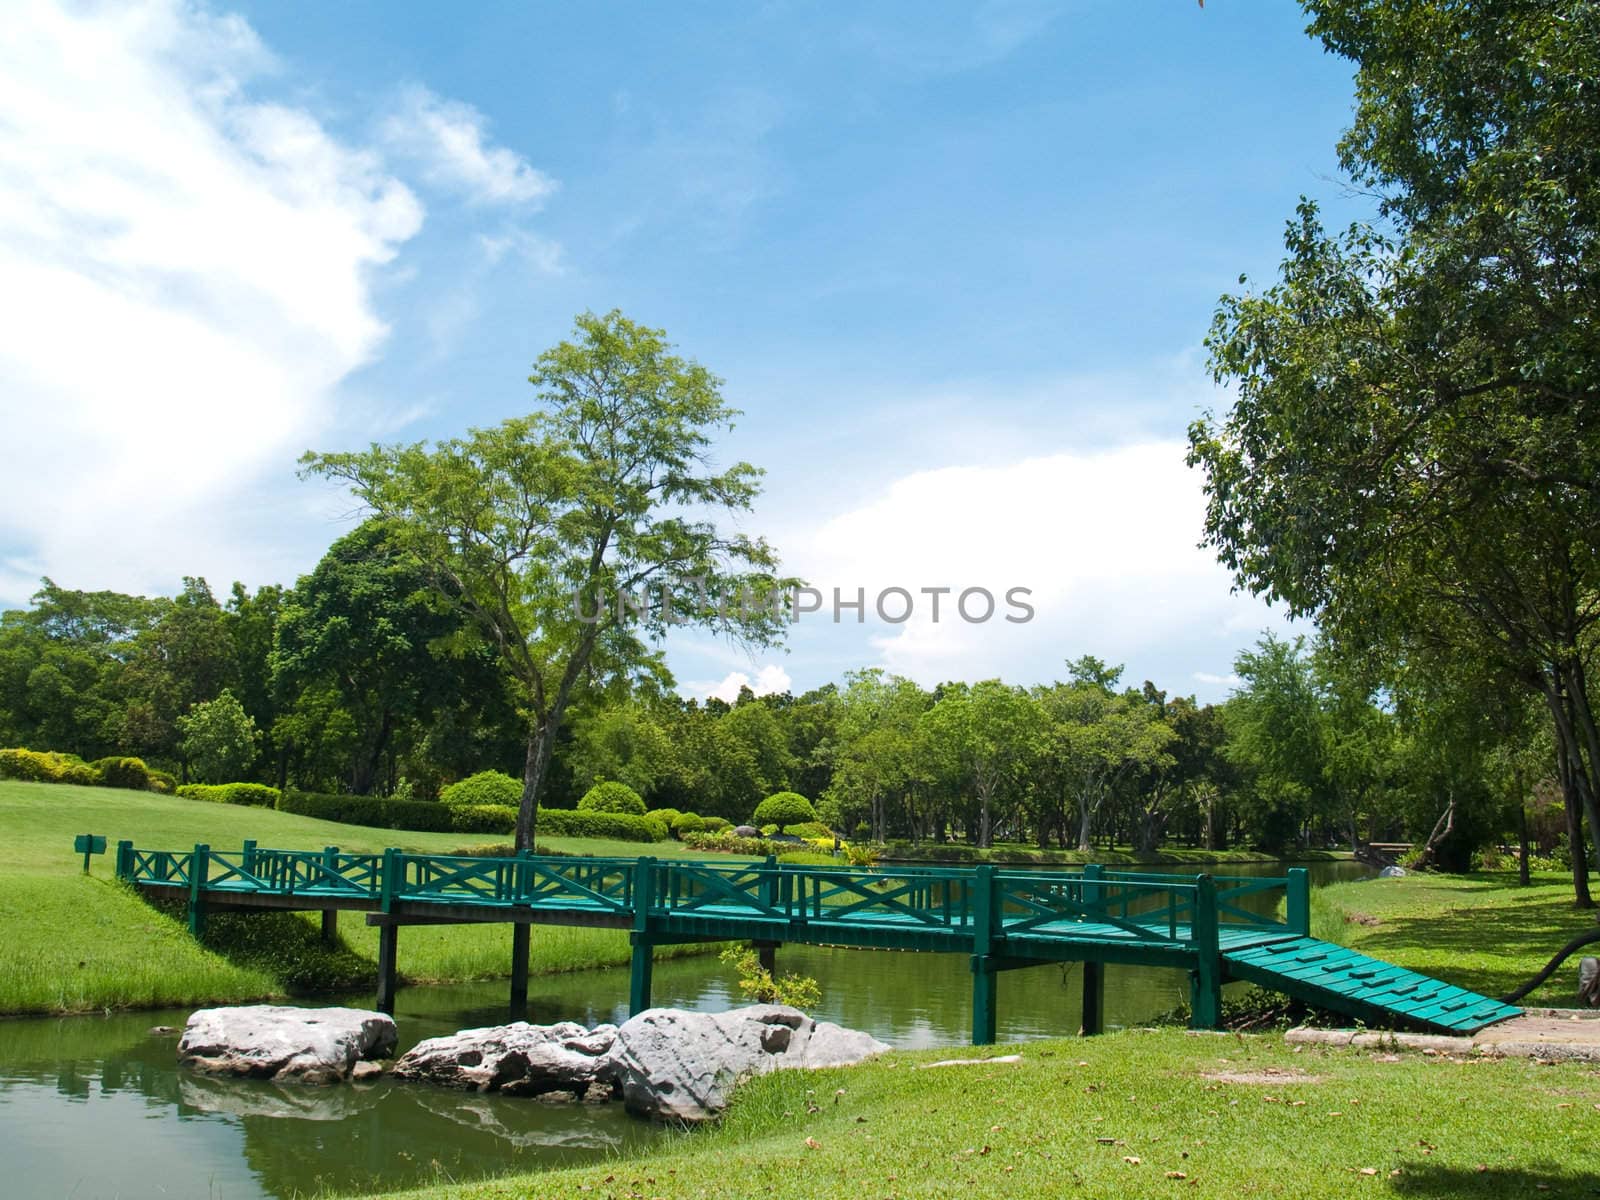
[74,833,107,874]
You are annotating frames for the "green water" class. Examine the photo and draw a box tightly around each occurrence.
[0,859,1368,1199]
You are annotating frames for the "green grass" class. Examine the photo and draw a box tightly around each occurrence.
[0,780,729,1015]
[368,1028,1600,1200]
[1315,871,1600,1007]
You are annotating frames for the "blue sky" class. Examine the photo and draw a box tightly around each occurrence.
[0,1,1364,702]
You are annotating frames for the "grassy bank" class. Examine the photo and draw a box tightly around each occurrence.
[372,1027,1600,1200]
[0,780,723,1015]
[1315,871,1600,1007]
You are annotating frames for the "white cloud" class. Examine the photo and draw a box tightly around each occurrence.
[1194,671,1243,689]
[382,85,554,206]
[684,664,794,704]
[772,441,1292,691]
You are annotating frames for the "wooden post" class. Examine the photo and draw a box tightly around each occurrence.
[1189,874,1222,1030]
[320,909,338,945]
[629,857,655,1015]
[187,843,209,938]
[1286,868,1310,936]
[757,940,777,975]
[761,854,778,912]
[970,864,998,1045]
[376,922,398,1016]
[510,923,530,1020]
[241,839,257,877]
[1081,960,1105,1036]
[115,839,134,881]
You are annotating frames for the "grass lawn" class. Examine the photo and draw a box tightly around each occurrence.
[0,780,726,1015]
[1315,871,1600,1007]
[371,1027,1600,1200]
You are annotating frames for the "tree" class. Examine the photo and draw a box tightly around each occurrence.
[271,521,468,794]
[303,311,789,848]
[1188,1,1600,892]
[177,689,259,783]
[921,680,1036,848]
[1223,635,1328,851]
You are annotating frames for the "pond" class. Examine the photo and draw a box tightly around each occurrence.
[0,859,1368,1199]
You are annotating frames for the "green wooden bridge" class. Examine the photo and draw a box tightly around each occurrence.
[107,840,1520,1044]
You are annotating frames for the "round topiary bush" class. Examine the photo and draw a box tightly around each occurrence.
[440,770,523,808]
[648,808,683,828]
[671,811,708,838]
[752,791,816,828]
[579,780,646,815]
[91,756,151,790]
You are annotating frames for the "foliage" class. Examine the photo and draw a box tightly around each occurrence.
[176,689,259,784]
[176,782,281,807]
[681,830,784,856]
[0,747,101,785]
[440,770,522,808]
[753,790,816,827]
[302,310,792,849]
[536,807,668,843]
[718,944,821,1009]
[783,820,830,839]
[90,755,150,790]
[578,779,647,815]
[275,791,500,833]
[671,811,708,836]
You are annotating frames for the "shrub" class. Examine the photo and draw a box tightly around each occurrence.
[448,804,519,835]
[671,812,709,837]
[752,791,817,828]
[440,770,522,808]
[90,756,151,790]
[578,781,647,815]
[681,830,782,856]
[783,821,831,840]
[147,769,178,794]
[539,807,667,843]
[719,945,820,1009]
[176,782,282,807]
[648,808,683,828]
[278,791,460,832]
[702,816,732,833]
[0,748,101,785]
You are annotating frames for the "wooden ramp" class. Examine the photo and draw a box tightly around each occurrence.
[1224,935,1520,1035]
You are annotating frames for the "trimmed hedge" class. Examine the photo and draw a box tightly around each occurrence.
[539,807,667,843]
[91,756,151,790]
[276,792,518,834]
[648,807,683,828]
[0,747,102,785]
[440,770,522,808]
[752,791,816,827]
[783,821,832,840]
[703,816,732,833]
[147,769,178,794]
[578,781,647,815]
[671,812,709,837]
[681,830,785,857]
[178,782,281,807]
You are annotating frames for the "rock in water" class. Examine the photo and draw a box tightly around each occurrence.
[605,1004,889,1122]
[391,1022,618,1097]
[178,1005,397,1084]
[1378,865,1407,878]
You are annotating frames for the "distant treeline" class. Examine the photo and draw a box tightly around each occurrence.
[0,522,1565,861]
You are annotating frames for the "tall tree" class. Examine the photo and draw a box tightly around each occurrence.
[303,311,789,848]
[1189,1,1600,892]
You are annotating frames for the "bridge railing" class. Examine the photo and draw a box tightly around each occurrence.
[996,870,1200,946]
[391,852,638,913]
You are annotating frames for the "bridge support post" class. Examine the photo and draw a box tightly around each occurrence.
[376,923,398,1016]
[1081,961,1105,1036]
[187,843,209,938]
[115,839,133,881]
[510,923,530,1020]
[1286,868,1310,936]
[1189,874,1222,1030]
[629,857,656,1015]
[756,940,778,976]
[320,910,338,945]
[970,864,998,1045]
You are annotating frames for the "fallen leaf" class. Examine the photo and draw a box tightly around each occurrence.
[804,1137,821,1150]
[1358,1167,1378,1176]
[1166,1171,1187,1180]
[1124,1156,1142,1165]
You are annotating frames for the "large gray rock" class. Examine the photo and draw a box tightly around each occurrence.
[391,1021,618,1098]
[605,1004,889,1122]
[1580,956,1600,1007]
[178,1005,397,1085]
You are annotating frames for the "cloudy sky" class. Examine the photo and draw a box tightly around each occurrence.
[0,0,1363,703]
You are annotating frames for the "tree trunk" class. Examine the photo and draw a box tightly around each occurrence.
[351,710,393,796]
[1077,791,1094,853]
[516,718,559,852]
[977,785,993,849]
[1557,735,1594,907]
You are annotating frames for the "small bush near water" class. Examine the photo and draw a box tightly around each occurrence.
[752,791,817,827]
